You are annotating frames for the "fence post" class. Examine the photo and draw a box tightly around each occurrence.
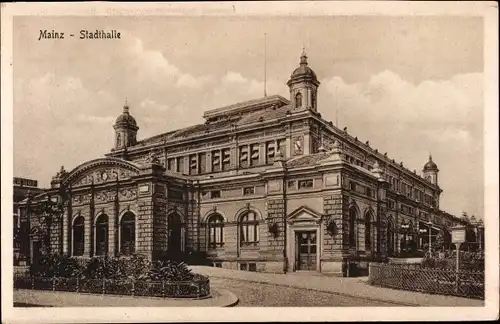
[102,279,106,295]
[131,279,135,296]
[52,277,56,292]
[455,243,461,293]
[31,277,34,290]
[76,277,79,293]
[162,281,165,298]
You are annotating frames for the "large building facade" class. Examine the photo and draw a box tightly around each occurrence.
[18,51,476,274]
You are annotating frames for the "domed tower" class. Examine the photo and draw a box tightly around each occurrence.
[423,154,439,185]
[113,101,139,150]
[287,48,320,112]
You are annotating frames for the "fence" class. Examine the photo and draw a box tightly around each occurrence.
[368,263,484,300]
[14,274,210,299]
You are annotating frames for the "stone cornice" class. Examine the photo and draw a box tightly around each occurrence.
[107,108,316,158]
[62,158,141,187]
[310,114,441,191]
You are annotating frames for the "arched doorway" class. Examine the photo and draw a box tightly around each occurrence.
[167,213,183,255]
[120,212,135,255]
[72,216,85,256]
[29,227,42,266]
[95,214,109,256]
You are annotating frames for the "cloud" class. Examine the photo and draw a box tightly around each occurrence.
[13,32,483,217]
[320,71,483,216]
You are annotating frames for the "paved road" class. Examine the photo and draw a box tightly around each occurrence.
[210,278,402,307]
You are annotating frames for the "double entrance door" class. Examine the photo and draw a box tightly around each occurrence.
[295,230,317,271]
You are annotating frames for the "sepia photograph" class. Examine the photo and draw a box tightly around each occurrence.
[1,1,498,323]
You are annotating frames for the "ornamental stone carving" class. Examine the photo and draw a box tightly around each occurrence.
[96,191,109,202]
[120,188,137,200]
[72,194,91,205]
[144,151,161,164]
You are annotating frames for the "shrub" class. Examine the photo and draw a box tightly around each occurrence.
[28,254,202,282]
[30,254,83,278]
[421,251,484,271]
[148,260,194,282]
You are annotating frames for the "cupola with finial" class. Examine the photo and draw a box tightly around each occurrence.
[113,99,139,150]
[287,47,320,112]
[423,154,439,185]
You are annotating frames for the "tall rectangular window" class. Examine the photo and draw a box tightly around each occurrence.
[199,152,207,174]
[277,139,286,157]
[189,154,198,175]
[239,146,249,168]
[222,148,231,171]
[250,144,259,166]
[177,156,184,173]
[266,141,275,164]
[212,151,221,172]
[167,158,175,171]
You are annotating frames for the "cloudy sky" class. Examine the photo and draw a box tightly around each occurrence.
[13,15,484,218]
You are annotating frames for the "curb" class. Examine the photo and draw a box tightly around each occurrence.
[13,288,239,307]
[216,288,239,307]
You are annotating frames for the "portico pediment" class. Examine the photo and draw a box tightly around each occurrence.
[62,158,141,187]
[286,205,323,224]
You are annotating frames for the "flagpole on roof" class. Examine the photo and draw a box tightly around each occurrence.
[264,33,267,98]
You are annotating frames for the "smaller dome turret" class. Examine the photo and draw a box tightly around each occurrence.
[113,100,139,151]
[115,102,138,128]
[422,154,439,186]
[287,48,320,113]
[289,48,318,81]
[423,154,438,171]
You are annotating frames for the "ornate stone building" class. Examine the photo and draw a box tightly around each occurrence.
[18,50,473,274]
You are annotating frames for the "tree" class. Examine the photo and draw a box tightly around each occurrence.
[32,196,65,255]
[432,229,445,252]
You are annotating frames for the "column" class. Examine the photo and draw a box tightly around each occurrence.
[62,203,69,255]
[183,156,189,175]
[219,149,222,171]
[303,133,311,155]
[259,143,266,165]
[206,152,212,173]
[285,137,291,159]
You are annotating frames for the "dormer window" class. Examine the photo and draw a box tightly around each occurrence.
[295,92,302,108]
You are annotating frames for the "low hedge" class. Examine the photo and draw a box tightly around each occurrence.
[29,254,196,282]
[14,275,211,299]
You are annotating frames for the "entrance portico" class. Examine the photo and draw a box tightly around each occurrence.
[286,206,323,272]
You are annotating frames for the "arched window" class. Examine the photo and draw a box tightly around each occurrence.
[207,214,224,248]
[295,92,303,108]
[168,213,183,253]
[311,91,316,109]
[72,216,85,256]
[95,214,108,256]
[239,211,259,246]
[364,211,372,251]
[120,212,135,255]
[348,207,357,248]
